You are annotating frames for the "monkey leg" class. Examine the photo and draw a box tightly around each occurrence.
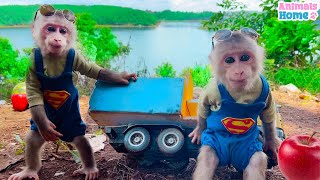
[8,130,45,180]
[72,135,99,180]
[243,151,267,180]
[193,145,219,180]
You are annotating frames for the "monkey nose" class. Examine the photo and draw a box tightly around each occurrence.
[236,71,244,75]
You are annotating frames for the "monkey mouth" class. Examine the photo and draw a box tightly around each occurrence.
[230,79,248,87]
[231,79,246,83]
[50,44,62,49]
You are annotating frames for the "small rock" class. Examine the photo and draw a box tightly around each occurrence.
[54,172,65,176]
[0,100,6,105]
[279,84,301,93]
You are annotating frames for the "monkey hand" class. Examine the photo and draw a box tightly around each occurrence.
[188,125,205,145]
[115,71,137,85]
[38,120,63,141]
[73,167,99,180]
[8,168,39,180]
[263,136,282,162]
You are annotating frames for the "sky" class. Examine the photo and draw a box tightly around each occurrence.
[0,0,263,12]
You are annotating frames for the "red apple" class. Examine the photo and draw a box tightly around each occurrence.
[11,94,28,111]
[278,132,320,180]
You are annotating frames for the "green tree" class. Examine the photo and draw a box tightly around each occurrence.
[94,28,119,68]
[202,0,264,33]
[0,36,29,78]
[76,13,121,68]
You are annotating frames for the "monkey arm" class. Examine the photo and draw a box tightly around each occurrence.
[29,105,63,141]
[260,93,278,139]
[97,68,123,83]
[30,105,49,128]
[197,78,221,126]
[74,51,128,84]
[260,93,282,157]
[26,55,44,108]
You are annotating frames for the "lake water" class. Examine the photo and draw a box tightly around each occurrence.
[0,21,213,74]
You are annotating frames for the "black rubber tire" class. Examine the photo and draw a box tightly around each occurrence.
[157,128,184,154]
[124,127,150,153]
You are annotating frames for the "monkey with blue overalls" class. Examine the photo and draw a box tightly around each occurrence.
[8,5,137,180]
[189,28,282,180]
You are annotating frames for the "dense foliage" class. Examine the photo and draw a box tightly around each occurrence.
[274,68,320,94]
[0,5,212,26]
[0,37,30,100]
[0,37,29,78]
[202,0,264,33]
[76,13,121,68]
[260,0,320,66]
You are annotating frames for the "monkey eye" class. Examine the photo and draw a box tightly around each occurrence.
[47,26,56,32]
[225,57,235,64]
[59,28,67,35]
[240,54,250,61]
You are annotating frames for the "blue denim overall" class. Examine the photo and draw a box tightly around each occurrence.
[30,48,86,142]
[201,75,269,170]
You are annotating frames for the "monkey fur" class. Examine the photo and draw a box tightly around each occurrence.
[9,6,136,180]
[189,31,282,180]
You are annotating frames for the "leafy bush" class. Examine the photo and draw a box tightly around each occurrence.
[202,0,264,33]
[260,0,320,67]
[0,37,29,78]
[0,77,21,100]
[154,62,176,77]
[0,36,29,100]
[181,65,212,87]
[261,18,320,67]
[274,67,320,94]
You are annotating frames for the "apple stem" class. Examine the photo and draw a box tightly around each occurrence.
[307,131,317,145]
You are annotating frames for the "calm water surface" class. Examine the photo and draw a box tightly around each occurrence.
[0,21,213,74]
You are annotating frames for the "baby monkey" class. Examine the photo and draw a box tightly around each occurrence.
[8,4,137,180]
[189,28,282,180]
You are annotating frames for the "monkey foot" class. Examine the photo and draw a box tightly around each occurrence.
[73,167,99,180]
[8,169,39,180]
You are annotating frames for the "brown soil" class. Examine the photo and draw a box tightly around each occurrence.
[0,91,319,180]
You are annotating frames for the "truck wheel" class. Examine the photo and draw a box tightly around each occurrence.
[157,128,184,154]
[124,127,150,153]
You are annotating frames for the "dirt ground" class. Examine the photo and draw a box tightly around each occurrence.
[0,90,319,180]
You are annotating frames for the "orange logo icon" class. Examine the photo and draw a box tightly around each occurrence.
[43,90,70,110]
[222,117,255,134]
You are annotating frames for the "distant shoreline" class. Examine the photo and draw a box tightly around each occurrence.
[0,20,204,29]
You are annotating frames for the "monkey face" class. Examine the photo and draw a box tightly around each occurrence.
[41,23,69,55]
[221,50,257,91]
[32,6,77,56]
[209,31,264,92]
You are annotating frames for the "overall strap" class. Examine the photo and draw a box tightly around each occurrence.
[217,81,236,102]
[64,48,75,73]
[34,48,44,74]
[254,75,270,103]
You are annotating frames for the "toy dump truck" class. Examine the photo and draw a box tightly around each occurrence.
[88,76,285,169]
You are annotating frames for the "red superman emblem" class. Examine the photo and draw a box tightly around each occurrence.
[43,90,70,110]
[221,117,255,134]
